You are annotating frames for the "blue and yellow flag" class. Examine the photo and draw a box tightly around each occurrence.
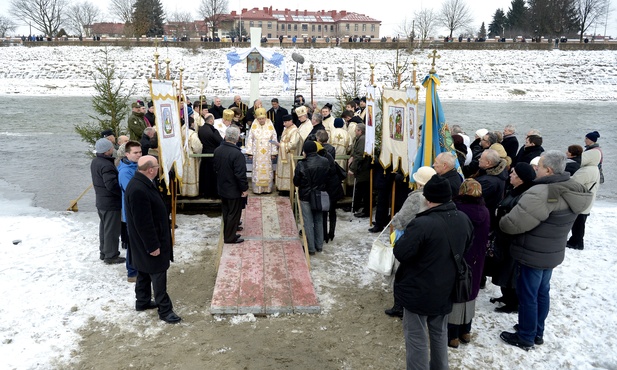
[410,73,457,184]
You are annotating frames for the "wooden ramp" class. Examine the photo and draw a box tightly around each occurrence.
[210,196,321,315]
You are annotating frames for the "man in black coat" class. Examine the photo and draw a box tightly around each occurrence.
[433,152,463,197]
[209,96,225,119]
[267,98,289,139]
[198,113,223,198]
[502,125,519,161]
[394,175,473,370]
[214,126,249,244]
[90,138,124,264]
[125,155,181,324]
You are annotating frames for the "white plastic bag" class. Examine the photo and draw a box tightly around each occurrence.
[367,221,395,276]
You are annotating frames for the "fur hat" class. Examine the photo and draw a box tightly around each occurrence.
[423,175,452,204]
[458,178,483,197]
[295,105,308,117]
[475,128,488,139]
[255,107,267,119]
[334,118,345,128]
[513,162,536,183]
[585,131,600,142]
[282,114,293,121]
[303,140,317,154]
[412,166,437,186]
[147,101,154,108]
[100,129,114,138]
[223,109,235,121]
[322,103,333,111]
[95,138,113,154]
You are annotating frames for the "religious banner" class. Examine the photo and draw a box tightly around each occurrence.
[406,86,419,176]
[410,72,457,185]
[149,79,184,188]
[364,85,378,156]
[378,88,412,176]
[225,47,289,91]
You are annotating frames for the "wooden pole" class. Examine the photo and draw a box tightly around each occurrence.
[309,63,315,106]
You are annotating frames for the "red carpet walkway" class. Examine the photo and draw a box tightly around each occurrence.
[210,196,321,314]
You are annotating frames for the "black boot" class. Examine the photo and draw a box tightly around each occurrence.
[385,304,404,318]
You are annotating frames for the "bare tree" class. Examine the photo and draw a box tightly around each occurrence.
[10,0,68,37]
[415,8,439,45]
[439,0,474,39]
[168,10,194,37]
[109,0,134,23]
[66,1,100,37]
[576,0,609,41]
[199,0,228,39]
[0,15,17,37]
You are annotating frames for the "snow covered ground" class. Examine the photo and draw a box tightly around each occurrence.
[1,46,617,101]
[1,179,616,369]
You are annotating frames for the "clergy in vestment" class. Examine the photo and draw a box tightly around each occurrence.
[296,105,312,141]
[180,118,203,197]
[330,117,351,170]
[275,114,303,191]
[246,108,278,194]
[321,103,335,140]
[214,109,235,138]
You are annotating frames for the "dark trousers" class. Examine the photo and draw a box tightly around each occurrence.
[322,200,337,239]
[353,181,370,213]
[222,197,243,243]
[568,213,588,249]
[135,270,173,317]
[97,209,121,260]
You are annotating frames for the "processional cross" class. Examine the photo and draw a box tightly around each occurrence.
[428,50,441,74]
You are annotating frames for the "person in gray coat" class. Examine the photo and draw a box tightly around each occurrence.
[499,150,592,350]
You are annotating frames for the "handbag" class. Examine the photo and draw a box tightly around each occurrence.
[309,189,330,212]
[367,220,395,276]
[441,218,472,303]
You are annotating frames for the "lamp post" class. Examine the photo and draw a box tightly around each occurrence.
[291,52,305,100]
[337,67,343,94]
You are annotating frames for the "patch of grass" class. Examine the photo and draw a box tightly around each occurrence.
[508,89,527,95]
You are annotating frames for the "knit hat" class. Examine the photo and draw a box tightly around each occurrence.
[295,106,308,117]
[303,140,317,154]
[101,129,114,138]
[282,114,293,121]
[334,118,345,128]
[585,131,600,142]
[475,128,488,139]
[147,101,154,108]
[530,156,541,167]
[95,138,113,154]
[412,166,437,186]
[223,109,235,121]
[255,107,267,119]
[423,175,452,203]
[513,162,536,183]
[458,179,483,197]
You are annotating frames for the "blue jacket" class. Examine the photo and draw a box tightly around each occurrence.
[118,158,138,222]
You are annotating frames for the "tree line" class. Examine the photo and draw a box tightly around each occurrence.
[2,0,229,39]
[396,0,611,44]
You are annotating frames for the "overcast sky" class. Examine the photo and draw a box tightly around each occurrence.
[2,0,616,38]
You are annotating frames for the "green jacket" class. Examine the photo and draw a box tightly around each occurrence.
[127,112,147,140]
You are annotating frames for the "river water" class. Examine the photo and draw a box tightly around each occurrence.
[0,96,613,212]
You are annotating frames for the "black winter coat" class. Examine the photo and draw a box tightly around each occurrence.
[319,147,345,202]
[293,153,330,201]
[213,141,248,199]
[267,106,289,138]
[90,154,121,211]
[515,145,544,166]
[442,169,463,197]
[210,104,225,119]
[394,202,474,316]
[502,135,519,161]
[125,171,172,273]
[198,123,223,154]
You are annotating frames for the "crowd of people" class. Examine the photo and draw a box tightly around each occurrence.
[90,94,603,369]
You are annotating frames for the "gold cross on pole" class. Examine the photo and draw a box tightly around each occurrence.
[428,49,440,74]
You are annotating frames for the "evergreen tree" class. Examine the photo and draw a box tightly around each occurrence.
[529,0,579,38]
[75,47,136,153]
[488,8,507,37]
[131,0,165,37]
[478,22,487,39]
[506,0,529,36]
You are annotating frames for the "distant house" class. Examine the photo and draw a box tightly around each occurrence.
[225,7,381,39]
[91,23,125,38]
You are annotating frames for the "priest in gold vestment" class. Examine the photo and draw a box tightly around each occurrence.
[180,119,203,197]
[275,114,303,191]
[246,108,278,194]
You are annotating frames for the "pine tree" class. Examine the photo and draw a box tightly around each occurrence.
[131,0,165,38]
[478,22,487,39]
[506,0,529,36]
[488,8,507,38]
[75,47,136,153]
